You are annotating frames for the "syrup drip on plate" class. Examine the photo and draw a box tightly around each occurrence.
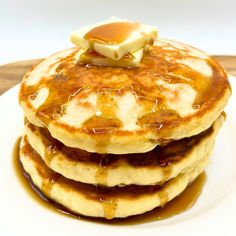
[13,137,206,224]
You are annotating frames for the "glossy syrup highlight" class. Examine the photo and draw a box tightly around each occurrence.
[13,137,206,224]
[19,41,230,139]
[84,22,140,44]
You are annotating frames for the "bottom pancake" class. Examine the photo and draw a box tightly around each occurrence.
[19,137,210,219]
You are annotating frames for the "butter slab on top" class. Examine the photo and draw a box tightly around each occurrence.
[70,18,158,60]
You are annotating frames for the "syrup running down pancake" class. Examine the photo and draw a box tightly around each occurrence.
[19,136,209,219]
[19,38,231,154]
[17,20,231,220]
[24,114,224,186]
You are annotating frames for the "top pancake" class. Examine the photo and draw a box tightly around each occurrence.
[19,38,231,154]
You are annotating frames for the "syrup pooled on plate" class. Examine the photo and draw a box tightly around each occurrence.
[13,137,206,224]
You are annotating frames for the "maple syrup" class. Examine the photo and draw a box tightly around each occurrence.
[26,120,213,168]
[19,41,230,138]
[84,22,140,44]
[13,137,206,224]
[79,49,134,65]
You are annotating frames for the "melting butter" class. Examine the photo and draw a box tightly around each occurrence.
[77,48,144,67]
[70,17,158,61]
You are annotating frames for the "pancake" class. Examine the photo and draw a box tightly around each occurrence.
[19,137,209,219]
[19,38,231,154]
[24,114,224,186]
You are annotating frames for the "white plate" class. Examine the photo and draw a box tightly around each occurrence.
[0,77,236,236]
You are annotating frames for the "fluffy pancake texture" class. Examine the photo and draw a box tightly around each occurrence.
[19,137,209,219]
[17,32,231,220]
[24,114,224,186]
[19,38,231,154]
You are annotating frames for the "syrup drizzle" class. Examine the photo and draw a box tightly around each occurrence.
[13,137,206,224]
[19,40,230,139]
[26,120,213,169]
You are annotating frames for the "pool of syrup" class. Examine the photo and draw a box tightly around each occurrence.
[13,137,206,225]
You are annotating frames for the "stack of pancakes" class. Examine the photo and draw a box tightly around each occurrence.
[19,38,231,219]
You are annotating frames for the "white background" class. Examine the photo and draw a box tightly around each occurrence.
[1,1,236,235]
[0,0,236,65]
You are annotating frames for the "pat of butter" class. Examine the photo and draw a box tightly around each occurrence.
[70,18,157,60]
[76,48,144,68]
